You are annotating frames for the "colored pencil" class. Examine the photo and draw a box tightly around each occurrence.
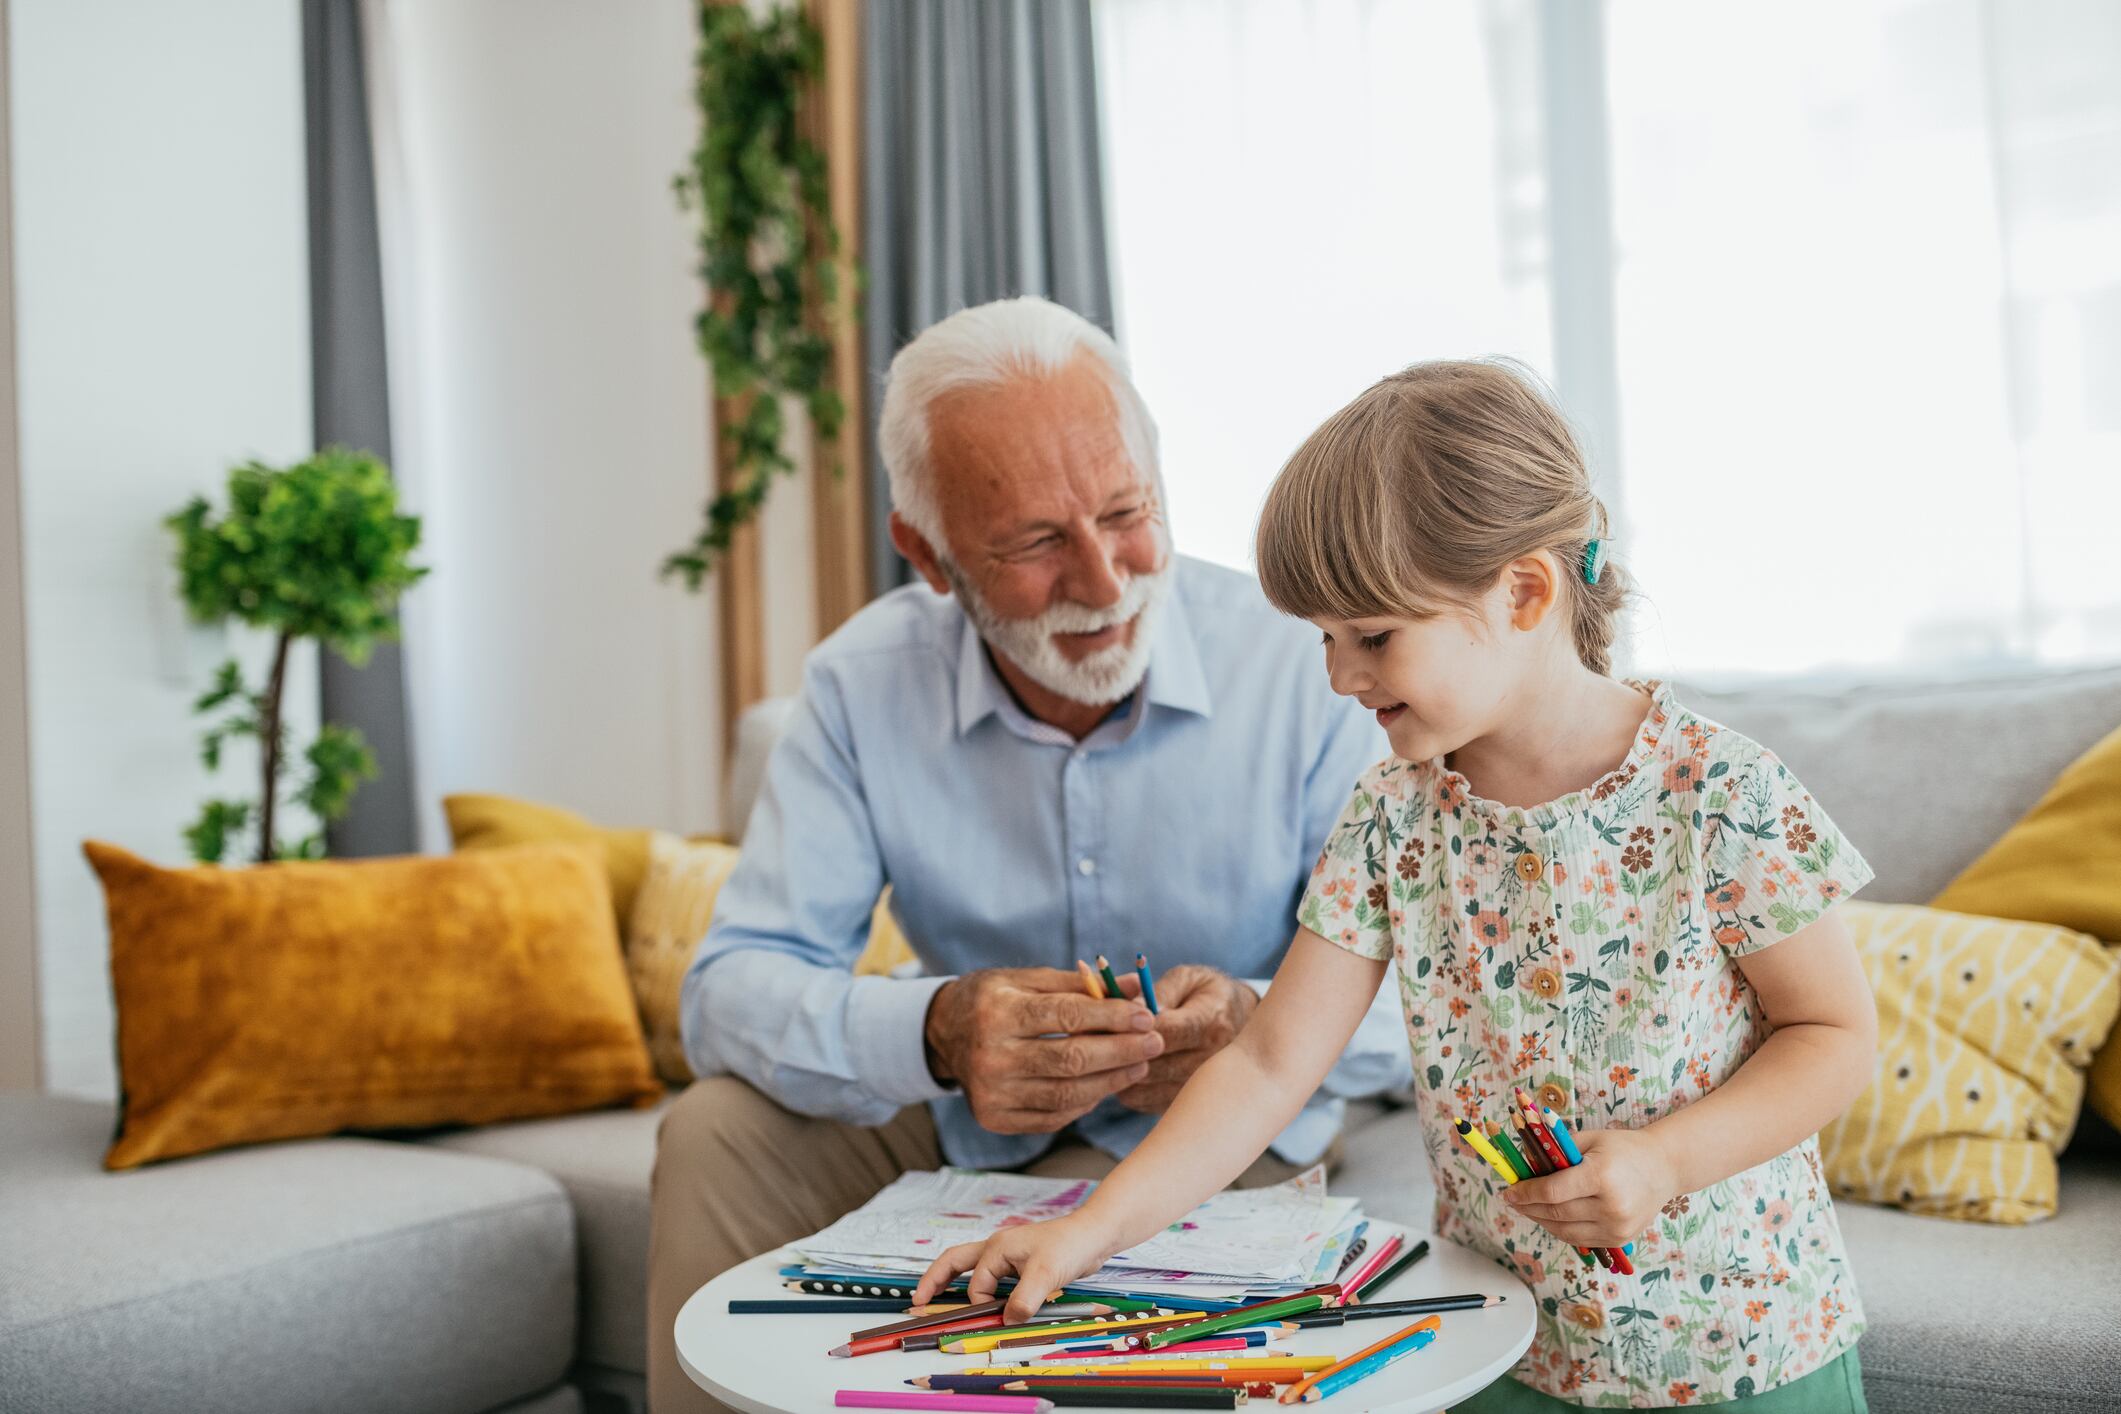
[966,1359,1336,1377]
[1350,1238,1429,1301]
[1132,1289,1338,1350]
[945,1312,1198,1355]
[1095,954,1125,999]
[1340,1233,1403,1301]
[913,1375,1229,1391]
[1078,960,1104,1000]
[1516,1096,1570,1174]
[1016,1389,1237,1409]
[730,1299,912,1314]
[1453,1118,1520,1184]
[1280,1314,1440,1404]
[847,1299,1007,1342]
[1134,953,1160,1013]
[1055,1331,1274,1357]
[1296,1323,1439,1402]
[1541,1105,1586,1165]
[837,1393,1050,1413]
[1332,1234,1368,1280]
[1289,1292,1506,1327]
[1486,1122,1533,1180]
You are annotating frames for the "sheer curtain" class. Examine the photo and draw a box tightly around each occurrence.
[1094,0,2121,678]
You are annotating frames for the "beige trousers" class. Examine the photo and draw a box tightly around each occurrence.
[646,1076,1330,1413]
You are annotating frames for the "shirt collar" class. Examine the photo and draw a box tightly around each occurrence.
[952,576,1214,739]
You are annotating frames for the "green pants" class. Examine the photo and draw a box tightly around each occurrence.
[1451,1345,1865,1413]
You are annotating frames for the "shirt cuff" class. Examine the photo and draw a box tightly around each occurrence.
[846,973,958,1109]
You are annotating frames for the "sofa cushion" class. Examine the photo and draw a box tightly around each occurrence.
[1677,666,2121,906]
[420,1098,671,1376]
[0,1094,577,1414]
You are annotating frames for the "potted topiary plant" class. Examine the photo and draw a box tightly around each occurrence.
[166,447,426,863]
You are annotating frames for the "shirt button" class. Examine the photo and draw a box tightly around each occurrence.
[1077,857,1097,876]
[1538,1081,1571,1114]
[1515,852,1544,883]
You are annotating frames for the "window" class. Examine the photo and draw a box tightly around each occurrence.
[1095,0,2121,677]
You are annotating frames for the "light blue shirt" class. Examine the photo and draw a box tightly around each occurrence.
[681,556,1411,1169]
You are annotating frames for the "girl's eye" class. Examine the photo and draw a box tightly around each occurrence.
[1359,631,1393,651]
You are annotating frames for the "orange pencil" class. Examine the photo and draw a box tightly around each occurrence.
[1076,960,1103,1000]
[1279,1315,1441,1403]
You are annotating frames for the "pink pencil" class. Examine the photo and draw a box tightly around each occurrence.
[836,1393,1051,1413]
[1342,1233,1405,1303]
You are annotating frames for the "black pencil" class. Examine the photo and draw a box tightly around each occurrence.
[1289,1291,1506,1325]
[1350,1238,1430,1301]
[728,1298,911,1314]
[1009,1387,1240,1409]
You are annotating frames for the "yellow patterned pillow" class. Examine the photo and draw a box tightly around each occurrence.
[1818,901,2121,1223]
[625,832,917,1086]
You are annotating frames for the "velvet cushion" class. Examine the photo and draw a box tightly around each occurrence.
[87,839,661,1169]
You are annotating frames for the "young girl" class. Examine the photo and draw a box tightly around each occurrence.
[913,361,1879,1411]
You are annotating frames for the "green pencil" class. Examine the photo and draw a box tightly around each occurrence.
[1135,1291,1331,1349]
[1486,1122,1533,1180]
[1095,954,1125,999]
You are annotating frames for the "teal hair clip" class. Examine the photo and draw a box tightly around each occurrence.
[1582,539,1608,585]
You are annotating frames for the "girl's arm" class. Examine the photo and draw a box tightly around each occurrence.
[1505,911,1877,1247]
[912,929,1388,1321]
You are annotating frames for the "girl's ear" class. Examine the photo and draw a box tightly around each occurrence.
[1502,551,1562,632]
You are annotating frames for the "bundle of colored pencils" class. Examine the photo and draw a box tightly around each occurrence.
[1453,1087,1635,1275]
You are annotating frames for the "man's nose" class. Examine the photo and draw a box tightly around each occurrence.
[1063,533,1126,609]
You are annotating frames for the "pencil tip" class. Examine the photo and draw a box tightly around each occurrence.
[827,1345,850,1357]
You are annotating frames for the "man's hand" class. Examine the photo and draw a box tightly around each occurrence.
[1114,965,1259,1115]
[923,968,1165,1135]
[1500,1125,1676,1250]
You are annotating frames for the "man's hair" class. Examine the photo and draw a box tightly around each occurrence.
[877,296,1161,547]
[1255,358,1631,675]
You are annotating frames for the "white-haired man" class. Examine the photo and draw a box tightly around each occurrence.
[647,297,1409,1411]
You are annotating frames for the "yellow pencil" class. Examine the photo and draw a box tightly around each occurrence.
[1454,1118,1520,1185]
[963,1356,1339,1376]
[1076,959,1104,1000]
[944,1310,1187,1354]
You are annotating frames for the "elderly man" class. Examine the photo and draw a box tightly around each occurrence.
[647,297,1408,1410]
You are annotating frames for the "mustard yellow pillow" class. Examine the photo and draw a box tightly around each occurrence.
[444,793,664,932]
[1930,723,2121,1130]
[87,839,662,1170]
[1817,901,2120,1222]
[627,832,916,1086]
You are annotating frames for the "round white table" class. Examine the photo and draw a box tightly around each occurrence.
[676,1241,1535,1414]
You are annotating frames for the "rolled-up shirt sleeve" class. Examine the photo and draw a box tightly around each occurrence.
[680,663,953,1125]
[1292,694,1414,1099]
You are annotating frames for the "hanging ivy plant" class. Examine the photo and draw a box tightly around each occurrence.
[664,0,851,589]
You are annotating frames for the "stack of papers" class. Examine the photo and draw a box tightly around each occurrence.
[790,1166,1403,1303]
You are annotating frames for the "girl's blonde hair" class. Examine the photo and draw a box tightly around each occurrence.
[1255,359,1629,674]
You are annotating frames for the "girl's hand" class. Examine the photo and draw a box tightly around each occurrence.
[1502,1126,1676,1250]
[910,1213,1122,1325]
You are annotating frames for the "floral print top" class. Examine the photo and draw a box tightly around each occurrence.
[1299,681,1872,1408]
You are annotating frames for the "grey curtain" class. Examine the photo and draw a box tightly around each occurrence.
[862,0,1116,596]
[305,0,417,857]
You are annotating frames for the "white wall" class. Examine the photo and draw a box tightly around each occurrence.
[366,0,730,848]
[9,0,317,1097]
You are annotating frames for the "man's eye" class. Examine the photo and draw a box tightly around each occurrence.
[1359,632,1393,651]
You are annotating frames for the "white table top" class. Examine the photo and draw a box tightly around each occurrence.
[676,1240,1535,1414]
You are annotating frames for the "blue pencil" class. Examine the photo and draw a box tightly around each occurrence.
[1135,953,1160,1014]
[1542,1109,1635,1256]
[1301,1326,1438,1401]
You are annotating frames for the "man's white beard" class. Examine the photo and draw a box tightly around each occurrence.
[945,558,1173,707]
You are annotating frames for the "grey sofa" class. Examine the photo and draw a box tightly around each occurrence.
[4,667,2119,1414]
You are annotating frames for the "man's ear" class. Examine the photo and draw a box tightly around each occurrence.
[1502,551,1562,632]
[889,512,953,595]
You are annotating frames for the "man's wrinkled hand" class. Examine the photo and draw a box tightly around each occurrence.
[924,967,1164,1135]
[1115,964,1259,1115]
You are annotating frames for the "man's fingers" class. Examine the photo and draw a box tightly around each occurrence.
[1021,990,1155,1037]
[1015,1030,1163,1080]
